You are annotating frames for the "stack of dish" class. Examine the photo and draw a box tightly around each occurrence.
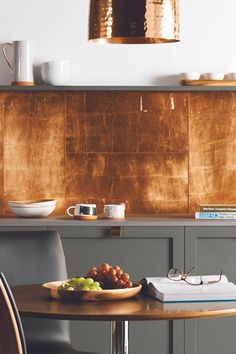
[8,199,56,218]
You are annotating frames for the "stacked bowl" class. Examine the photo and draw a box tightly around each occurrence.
[8,199,56,218]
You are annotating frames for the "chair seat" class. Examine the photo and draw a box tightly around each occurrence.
[29,350,99,354]
[28,342,100,354]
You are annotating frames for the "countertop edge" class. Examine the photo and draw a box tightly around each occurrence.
[0,85,236,92]
[0,215,236,227]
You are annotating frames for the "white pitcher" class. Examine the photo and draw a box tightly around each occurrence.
[2,40,34,85]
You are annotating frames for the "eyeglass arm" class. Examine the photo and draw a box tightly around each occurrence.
[185,265,197,277]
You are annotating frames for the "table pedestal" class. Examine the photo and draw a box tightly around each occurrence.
[111,321,129,354]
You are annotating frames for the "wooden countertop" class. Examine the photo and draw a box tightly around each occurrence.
[0,215,236,227]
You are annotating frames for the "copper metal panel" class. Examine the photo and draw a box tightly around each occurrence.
[141,92,188,113]
[3,92,65,215]
[86,113,113,152]
[189,92,236,212]
[66,92,85,114]
[2,90,236,216]
[112,92,140,113]
[113,113,139,152]
[65,94,86,154]
[65,151,109,214]
[86,92,113,113]
[89,0,179,44]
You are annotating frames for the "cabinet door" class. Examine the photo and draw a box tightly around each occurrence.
[185,226,236,354]
[51,226,185,354]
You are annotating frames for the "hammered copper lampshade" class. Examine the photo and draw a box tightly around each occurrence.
[88,0,179,44]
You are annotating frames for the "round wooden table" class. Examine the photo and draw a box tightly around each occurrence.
[12,284,236,354]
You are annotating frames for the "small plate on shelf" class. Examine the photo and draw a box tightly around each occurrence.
[42,281,142,301]
[180,79,236,86]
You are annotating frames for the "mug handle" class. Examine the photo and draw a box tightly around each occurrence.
[2,43,13,71]
[66,206,75,217]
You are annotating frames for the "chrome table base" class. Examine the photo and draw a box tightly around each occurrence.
[111,321,129,354]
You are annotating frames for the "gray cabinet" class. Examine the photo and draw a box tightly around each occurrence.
[52,226,185,354]
[185,227,236,354]
[1,222,235,354]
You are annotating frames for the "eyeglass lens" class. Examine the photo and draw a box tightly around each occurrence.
[185,274,202,285]
[168,268,182,281]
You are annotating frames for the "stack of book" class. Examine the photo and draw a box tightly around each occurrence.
[195,204,236,219]
[140,275,236,302]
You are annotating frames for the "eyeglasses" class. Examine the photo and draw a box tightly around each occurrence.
[167,266,223,286]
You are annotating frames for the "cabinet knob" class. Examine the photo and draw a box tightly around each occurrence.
[110,226,123,237]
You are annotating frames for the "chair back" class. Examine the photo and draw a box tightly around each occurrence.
[0,231,70,350]
[0,272,27,354]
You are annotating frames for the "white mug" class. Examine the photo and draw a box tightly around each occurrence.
[67,204,97,217]
[103,204,125,219]
[2,40,34,85]
[40,60,70,85]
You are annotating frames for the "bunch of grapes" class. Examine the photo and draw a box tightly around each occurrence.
[86,263,133,289]
[59,277,102,291]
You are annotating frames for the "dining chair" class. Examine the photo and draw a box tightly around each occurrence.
[0,272,27,354]
[0,231,99,354]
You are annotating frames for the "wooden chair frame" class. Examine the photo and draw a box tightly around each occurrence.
[0,272,27,354]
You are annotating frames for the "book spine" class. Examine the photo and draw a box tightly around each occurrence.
[200,206,236,212]
[195,212,236,219]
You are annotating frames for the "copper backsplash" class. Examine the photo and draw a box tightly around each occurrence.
[0,91,235,215]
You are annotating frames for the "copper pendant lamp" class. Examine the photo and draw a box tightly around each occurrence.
[88,0,179,44]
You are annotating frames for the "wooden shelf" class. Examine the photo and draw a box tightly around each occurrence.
[0,85,236,92]
[180,80,236,87]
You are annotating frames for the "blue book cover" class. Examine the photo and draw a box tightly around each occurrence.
[195,212,236,219]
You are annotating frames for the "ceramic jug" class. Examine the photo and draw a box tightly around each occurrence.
[2,40,34,86]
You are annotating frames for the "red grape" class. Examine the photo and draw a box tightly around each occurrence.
[121,273,130,282]
[111,275,118,283]
[109,268,117,276]
[101,263,110,272]
[116,269,123,277]
[125,281,133,288]
[117,279,125,288]
[113,265,121,272]
[89,266,97,272]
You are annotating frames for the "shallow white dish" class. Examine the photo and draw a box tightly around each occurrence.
[8,204,56,218]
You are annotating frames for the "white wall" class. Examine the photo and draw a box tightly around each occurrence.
[0,0,235,86]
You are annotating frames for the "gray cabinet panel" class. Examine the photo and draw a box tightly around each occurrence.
[62,237,172,279]
[0,226,47,231]
[185,226,236,354]
[55,226,185,354]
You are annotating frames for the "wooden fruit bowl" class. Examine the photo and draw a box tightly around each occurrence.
[42,281,142,301]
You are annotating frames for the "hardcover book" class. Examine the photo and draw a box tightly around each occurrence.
[195,212,236,219]
[200,204,236,212]
[140,275,236,303]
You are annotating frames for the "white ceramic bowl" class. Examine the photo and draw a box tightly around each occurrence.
[40,60,70,85]
[8,199,56,217]
[226,73,236,80]
[203,72,224,80]
[181,72,200,80]
[8,205,56,218]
